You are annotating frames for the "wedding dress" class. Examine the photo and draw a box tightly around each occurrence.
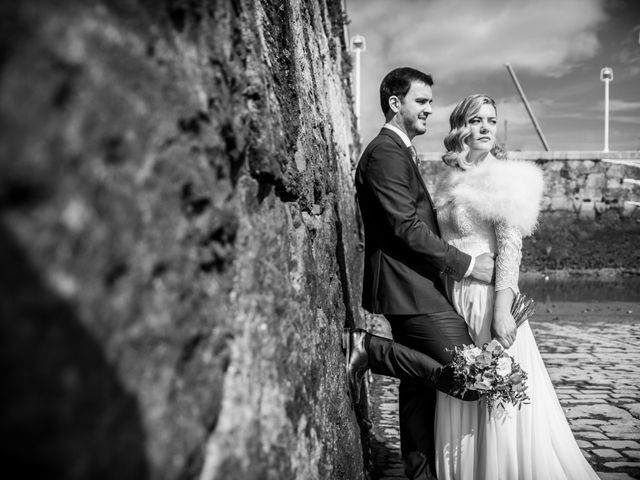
[433,156,599,480]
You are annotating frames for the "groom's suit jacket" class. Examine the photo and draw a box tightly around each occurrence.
[355,128,472,315]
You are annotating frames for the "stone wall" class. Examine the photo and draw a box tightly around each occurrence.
[506,151,640,221]
[0,1,366,479]
[420,151,640,271]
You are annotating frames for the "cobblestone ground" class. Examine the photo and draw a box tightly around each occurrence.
[367,301,640,480]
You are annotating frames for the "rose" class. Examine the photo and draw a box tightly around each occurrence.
[474,352,493,367]
[485,340,504,355]
[495,357,513,377]
[461,346,482,364]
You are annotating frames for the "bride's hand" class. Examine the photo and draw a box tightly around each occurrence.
[491,312,517,348]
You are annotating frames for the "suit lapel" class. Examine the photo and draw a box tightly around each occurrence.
[408,150,437,209]
[379,129,437,212]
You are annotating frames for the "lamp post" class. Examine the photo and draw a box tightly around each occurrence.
[350,35,366,128]
[600,67,613,152]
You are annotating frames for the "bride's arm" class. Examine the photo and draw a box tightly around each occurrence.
[491,221,523,348]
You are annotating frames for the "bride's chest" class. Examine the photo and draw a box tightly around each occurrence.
[437,202,493,239]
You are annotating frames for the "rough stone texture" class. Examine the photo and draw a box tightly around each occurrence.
[419,155,640,272]
[0,1,366,479]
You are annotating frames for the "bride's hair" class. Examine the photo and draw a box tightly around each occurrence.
[442,94,507,168]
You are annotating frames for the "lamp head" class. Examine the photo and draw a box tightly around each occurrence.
[600,67,613,81]
[350,35,366,52]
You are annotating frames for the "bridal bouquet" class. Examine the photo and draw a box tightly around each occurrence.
[449,340,529,411]
[448,293,536,411]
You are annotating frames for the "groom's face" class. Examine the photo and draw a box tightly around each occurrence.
[393,81,433,138]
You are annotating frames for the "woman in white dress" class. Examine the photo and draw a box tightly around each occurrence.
[433,94,599,480]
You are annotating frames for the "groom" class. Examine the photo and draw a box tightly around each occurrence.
[352,67,494,479]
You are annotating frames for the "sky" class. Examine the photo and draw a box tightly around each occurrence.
[346,0,640,153]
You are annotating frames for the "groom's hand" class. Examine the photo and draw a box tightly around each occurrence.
[469,252,495,283]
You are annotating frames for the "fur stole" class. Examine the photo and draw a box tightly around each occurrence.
[434,157,544,237]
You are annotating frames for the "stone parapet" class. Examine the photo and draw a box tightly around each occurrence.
[419,152,640,219]
[419,151,640,161]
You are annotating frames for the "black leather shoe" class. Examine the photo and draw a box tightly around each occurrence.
[435,364,480,401]
[403,451,437,480]
[342,328,369,404]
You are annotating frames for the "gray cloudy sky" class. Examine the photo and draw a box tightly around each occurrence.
[346,0,640,152]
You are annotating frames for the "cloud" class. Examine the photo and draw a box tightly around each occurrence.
[346,0,639,151]
[578,99,640,113]
[348,0,607,81]
[611,115,640,124]
[607,99,640,112]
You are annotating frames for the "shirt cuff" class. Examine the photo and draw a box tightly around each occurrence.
[463,256,475,278]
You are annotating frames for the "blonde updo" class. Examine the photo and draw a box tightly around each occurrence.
[442,94,507,169]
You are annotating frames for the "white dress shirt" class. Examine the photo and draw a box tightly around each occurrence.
[383,123,412,148]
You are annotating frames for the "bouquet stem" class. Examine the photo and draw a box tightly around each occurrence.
[511,293,536,328]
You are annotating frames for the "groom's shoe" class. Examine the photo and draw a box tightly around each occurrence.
[404,451,437,480]
[342,328,369,404]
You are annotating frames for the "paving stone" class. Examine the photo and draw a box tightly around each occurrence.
[570,424,602,432]
[572,418,610,426]
[597,473,638,480]
[592,448,623,458]
[563,398,608,404]
[576,431,610,440]
[565,404,635,420]
[622,450,640,460]
[601,425,640,435]
[594,440,640,449]
[614,433,640,440]
[603,461,640,469]
[624,404,640,419]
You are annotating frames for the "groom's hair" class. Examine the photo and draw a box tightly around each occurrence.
[380,67,433,115]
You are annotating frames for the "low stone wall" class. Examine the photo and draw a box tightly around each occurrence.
[511,151,640,220]
[419,152,640,271]
[0,1,365,479]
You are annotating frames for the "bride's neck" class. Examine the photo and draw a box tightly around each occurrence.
[460,150,493,169]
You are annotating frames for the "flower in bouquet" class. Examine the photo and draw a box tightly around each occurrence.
[448,340,530,412]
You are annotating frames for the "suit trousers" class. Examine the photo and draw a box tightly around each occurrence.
[381,310,473,480]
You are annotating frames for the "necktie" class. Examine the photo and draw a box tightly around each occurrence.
[408,145,418,164]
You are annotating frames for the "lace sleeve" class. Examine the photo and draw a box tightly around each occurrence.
[495,221,522,294]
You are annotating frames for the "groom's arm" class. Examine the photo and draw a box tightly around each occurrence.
[365,142,471,281]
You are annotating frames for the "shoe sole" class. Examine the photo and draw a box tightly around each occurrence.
[342,328,357,404]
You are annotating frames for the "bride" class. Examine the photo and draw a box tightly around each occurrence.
[433,94,599,480]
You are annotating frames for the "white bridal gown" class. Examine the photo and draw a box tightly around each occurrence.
[433,157,599,480]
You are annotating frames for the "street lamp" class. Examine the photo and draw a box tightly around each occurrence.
[350,35,366,128]
[600,67,613,152]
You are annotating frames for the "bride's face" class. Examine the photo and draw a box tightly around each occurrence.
[465,103,497,152]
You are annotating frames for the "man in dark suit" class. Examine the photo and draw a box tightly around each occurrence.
[348,67,494,480]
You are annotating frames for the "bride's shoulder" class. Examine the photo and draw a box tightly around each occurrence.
[449,158,544,236]
[473,157,543,195]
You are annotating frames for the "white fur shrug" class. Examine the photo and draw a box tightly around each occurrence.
[434,157,544,237]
